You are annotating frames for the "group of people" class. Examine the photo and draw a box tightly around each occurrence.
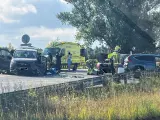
[56,52,72,72]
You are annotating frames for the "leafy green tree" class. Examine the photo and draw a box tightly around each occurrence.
[58,0,156,53]
[46,38,60,48]
[7,43,14,51]
[37,48,43,53]
[112,0,160,46]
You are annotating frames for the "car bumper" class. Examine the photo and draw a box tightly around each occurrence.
[10,66,37,75]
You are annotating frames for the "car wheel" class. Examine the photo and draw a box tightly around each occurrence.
[15,71,20,76]
[134,66,144,72]
[6,70,12,75]
[133,66,144,79]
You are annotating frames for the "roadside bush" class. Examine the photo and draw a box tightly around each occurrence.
[86,59,98,69]
[86,59,98,75]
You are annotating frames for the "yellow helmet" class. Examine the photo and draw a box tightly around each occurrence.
[114,45,121,52]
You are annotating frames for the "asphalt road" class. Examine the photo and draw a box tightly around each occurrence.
[0,70,99,94]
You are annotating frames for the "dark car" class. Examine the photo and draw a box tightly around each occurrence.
[124,54,160,72]
[10,48,47,76]
[0,48,12,73]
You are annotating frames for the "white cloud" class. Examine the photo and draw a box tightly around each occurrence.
[0,0,75,48]
[0,34,17,47]
[0,26,82,49]
[59,0,68,4]
[0,26,77,48]
[0,15,19,23]
[20,26,77,42]
[0,0,37,23]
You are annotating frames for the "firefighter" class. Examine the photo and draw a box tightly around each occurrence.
[108,46,121,63]
[110,56,115,75]
[56,52,62,73]
[108,45,121,74]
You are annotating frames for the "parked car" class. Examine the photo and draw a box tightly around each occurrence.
[124,54,160,72]
[0,48,12,73]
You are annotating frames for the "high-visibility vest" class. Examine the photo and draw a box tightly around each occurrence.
[115,46,120,52]
[108,53,113,59]
[108,52,119,64]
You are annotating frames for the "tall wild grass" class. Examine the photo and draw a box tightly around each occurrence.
[0,77,160,120]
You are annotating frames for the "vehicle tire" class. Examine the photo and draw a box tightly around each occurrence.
[8,70,17,75]
[37,68,46,76]
[133,66,144,72]
[6,70,13,75]
[99,69,104,75]
[125,68,131,73]
[133,66,144,79]
[15,71,20,76]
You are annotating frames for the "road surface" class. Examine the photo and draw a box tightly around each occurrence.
[0,70,99,94]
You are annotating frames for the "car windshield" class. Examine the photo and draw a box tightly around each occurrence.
[43,48,60,56]
[13,50,37,58]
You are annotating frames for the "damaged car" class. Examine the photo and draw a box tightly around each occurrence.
[10,48,47,76]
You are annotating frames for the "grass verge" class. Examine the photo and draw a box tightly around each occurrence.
[0,77,160,119]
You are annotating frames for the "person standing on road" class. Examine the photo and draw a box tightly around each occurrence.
[108,45,121,74]
[110,56,115,75]
[67,52,72,71]
[56,52,62,73]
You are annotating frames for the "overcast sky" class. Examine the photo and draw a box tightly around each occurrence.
[0,0,78,49]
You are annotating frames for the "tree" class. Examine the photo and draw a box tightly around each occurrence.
[86,47,95,59]
[37,48,43,53]
[85,46,109,60]
[146,2,160,44]
[7,43,14,51]
[46,38,60,48]
[58,0,156,53]
[112,0,160,47]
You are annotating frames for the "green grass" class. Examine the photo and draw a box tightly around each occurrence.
[0,77,160,120]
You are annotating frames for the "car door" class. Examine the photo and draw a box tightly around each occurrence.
[135,56,156,70]
[144,56,156,70]
[0,49,12,71]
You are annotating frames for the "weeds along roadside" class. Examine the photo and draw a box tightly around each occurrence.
[0,77,160,119]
